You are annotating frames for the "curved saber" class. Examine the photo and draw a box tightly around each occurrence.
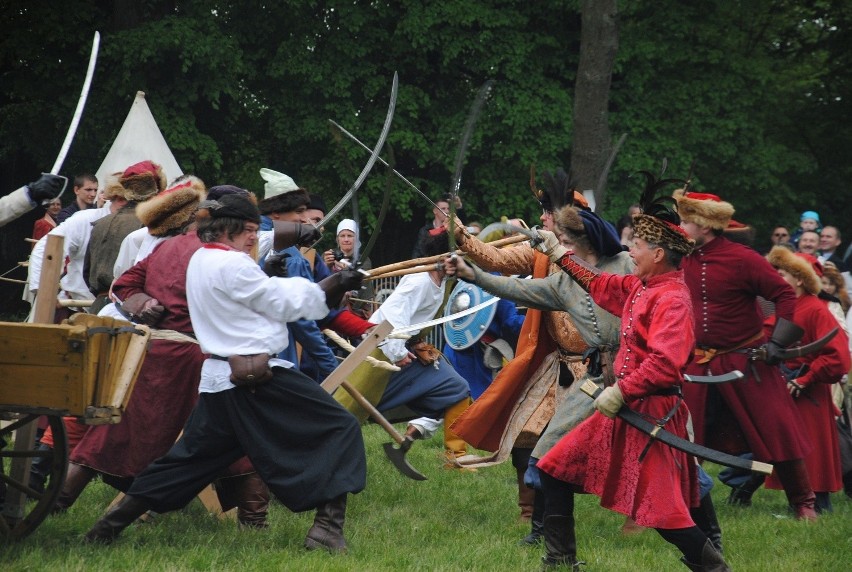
[390,295,500,337]
[318,72,398,229]
[52,31,100,176]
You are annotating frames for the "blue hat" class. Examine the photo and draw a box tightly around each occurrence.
[800,210,820,224]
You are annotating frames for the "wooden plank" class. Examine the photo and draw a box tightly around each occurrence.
[320,321,393,394]
[32,235,63,324]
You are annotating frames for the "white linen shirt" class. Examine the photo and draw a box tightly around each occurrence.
[186,245,329,393]
[368,272,446,363]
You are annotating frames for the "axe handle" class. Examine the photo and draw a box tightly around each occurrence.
[339,380,405,445]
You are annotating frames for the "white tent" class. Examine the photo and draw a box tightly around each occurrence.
[95,91,183,188]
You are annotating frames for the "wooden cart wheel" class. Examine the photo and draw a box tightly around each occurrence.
[0,413,68,540]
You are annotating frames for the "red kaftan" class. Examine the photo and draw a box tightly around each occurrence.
[538,270,699,529]
[766,294,850,492]
[681,237,812,462]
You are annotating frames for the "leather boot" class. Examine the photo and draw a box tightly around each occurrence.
[304,494,348,553]
[83,495,150,544]
[520,484,544,546]
[541,515,583,570]
[517,466,535,521]
[726,472,765,507]
[690,494,723,554]
[774,459,818,521]
[28,443,53,497]
[814,492,832,514]
[52,462,96,514]
[234,473,270,529]
[680,539,731,571]
[443,398,472,465]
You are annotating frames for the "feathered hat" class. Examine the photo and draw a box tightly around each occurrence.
[632,168,694,256]
[766,246,822,295]
[118,160,167,202]
[136,176,206,237]
[672,188,734,230]
[529,165,589,213]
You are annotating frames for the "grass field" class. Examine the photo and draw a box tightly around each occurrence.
[2,423,850,571]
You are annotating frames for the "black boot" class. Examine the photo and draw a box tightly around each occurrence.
[28,444,53,497]
[83,495,151,544]
[520,485,544,546]
[690,494,723,554]
[52,463,96,514]
[726,472,765,507]
[680,539,731,571]
[814,492,832,514]
[541,515,583,570]
[304,494,348,553]
[234,473,270,529]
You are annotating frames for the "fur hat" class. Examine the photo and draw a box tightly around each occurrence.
[633,214,694,256]
[119,160,167,202]
[766,246,822,295]
[673,189,734,230]
[136,176,206,237]
[101,172,126,201]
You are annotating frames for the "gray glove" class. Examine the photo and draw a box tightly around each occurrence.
[272,221,322,250]
[532,229,568,262]
[27,173,67,202]
[318,269,364,308]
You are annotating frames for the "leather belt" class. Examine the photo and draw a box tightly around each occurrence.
[694,331,763,365]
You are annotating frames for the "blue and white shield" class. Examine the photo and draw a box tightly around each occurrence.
[443,281,498,350]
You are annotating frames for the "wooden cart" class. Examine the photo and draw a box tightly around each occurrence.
[0,235,149,540]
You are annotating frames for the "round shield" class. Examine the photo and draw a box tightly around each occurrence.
[443,281,497,350]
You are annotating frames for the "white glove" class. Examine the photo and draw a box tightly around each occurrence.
[533,229,568,262]
[594,384,624,418]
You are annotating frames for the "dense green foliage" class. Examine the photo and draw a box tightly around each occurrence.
[2,424,850,571]
[1,1,850,298]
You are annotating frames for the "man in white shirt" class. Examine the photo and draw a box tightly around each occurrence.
[84,193,367,553]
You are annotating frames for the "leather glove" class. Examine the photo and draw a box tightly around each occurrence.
[593,384,624,419]
[318,269,364,308]
[765,317,804,365]
[787,379,805,398]
[26,173,67,202]
[532,229,568,262]
[263,252,289,278]
[120,293,165,326]
[272,221,322,250]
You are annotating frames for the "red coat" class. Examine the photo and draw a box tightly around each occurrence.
[71,232,253,480]
[681,237,811,462]
[539,270,699,529]
[766,294,850,492]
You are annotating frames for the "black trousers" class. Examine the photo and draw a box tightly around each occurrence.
[127,366,366,513]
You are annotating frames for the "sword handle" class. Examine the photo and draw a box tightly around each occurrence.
[579,379,603,400]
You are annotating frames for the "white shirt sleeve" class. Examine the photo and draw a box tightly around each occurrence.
[0,187,35,227]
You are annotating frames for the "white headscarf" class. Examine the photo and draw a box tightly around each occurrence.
[336,218,362,252]
[259,168,299,199]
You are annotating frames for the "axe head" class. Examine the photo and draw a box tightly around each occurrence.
[382,439,427,481]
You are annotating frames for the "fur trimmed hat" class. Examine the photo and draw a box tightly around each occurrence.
[136,176,206,237]
[633,214,694,255]
[766,246,822,295]
[672,189,734,230]
[101,172,126,201]
[118,160,167,202]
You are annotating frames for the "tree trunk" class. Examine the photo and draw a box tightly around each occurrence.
[570,0,618,211]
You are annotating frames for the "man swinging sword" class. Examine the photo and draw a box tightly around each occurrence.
[447,171,731,571]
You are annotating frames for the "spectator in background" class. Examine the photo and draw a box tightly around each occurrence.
[818,226,847,272]
[790,210,821,249]
[617,203,641,248]
[411,195,462,259]
[467,221,483,236]
[767,225,790,251]
[821,262,851,315]
[56,174,98,224]
[797,230,820,256]
[32,197,61,241]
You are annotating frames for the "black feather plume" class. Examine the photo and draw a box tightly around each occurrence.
[636,167,686,227]
[539,167,578,211]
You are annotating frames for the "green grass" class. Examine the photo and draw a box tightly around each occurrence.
[2,424,851,571]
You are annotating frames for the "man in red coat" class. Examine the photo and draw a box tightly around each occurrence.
[676,189,818,520]
[765,248,850,513]
[529,178,728,571]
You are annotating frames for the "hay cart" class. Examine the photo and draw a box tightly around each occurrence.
[0,236,149,540]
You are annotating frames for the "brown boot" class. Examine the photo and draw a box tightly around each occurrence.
[52,463,96,514]
[774,459,818,521]
[517,466,535,522]
[83,495,150,544]
[442,397,472,464]
[234,473,269,529]
[680,539,731,571]
[304,494,348,553]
